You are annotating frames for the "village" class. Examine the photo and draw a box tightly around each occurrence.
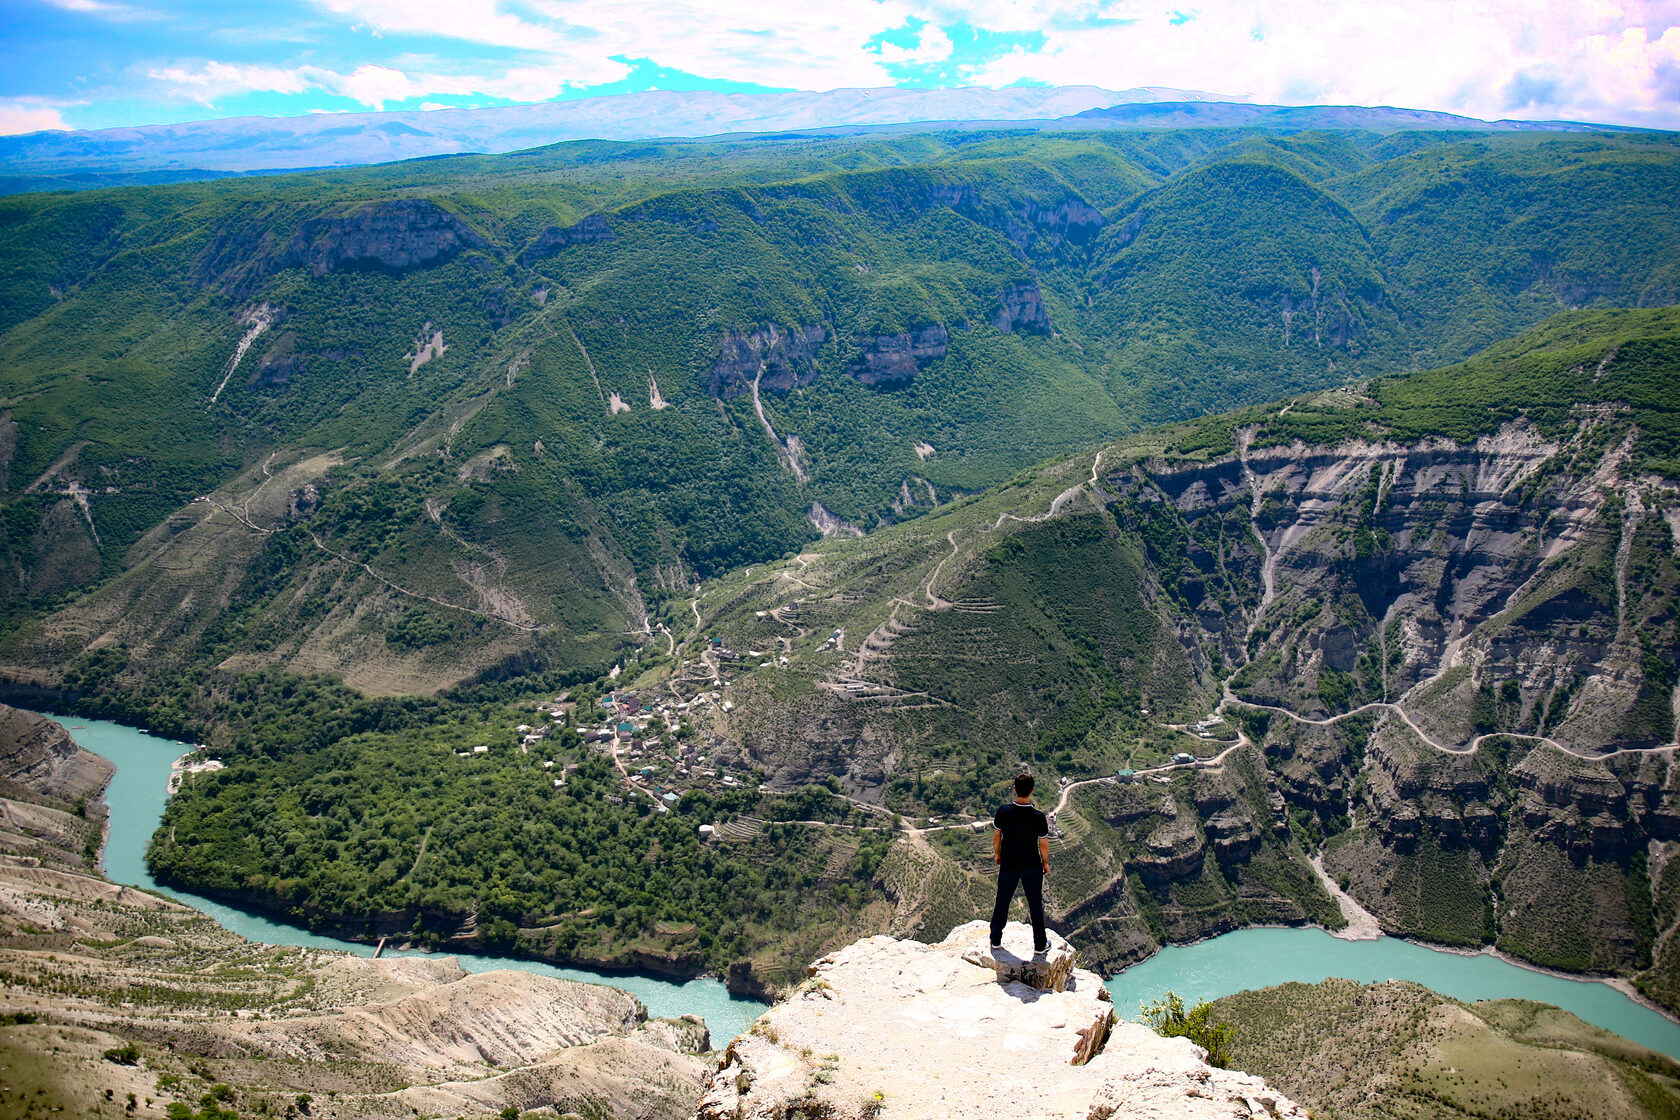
[427,587,1241,850]
[440,647,757,839]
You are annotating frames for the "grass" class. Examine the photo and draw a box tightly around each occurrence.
[1210,977,1680,1120]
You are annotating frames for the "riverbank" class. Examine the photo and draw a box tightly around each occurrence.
[1106,923,1680,1060]
[142,873,772,994]
[54,712,772,1043]
[1393,931,1680,1028]
[53,708,1680,1060]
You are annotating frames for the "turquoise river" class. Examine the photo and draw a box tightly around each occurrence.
[55,713,1680,1058]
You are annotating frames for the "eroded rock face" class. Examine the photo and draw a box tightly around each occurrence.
[0,855,709,1120]
[1015,198,1105,246]
[276,200,487,276]
[708,323,828,397]
[242,967,647,1072]
[951,921,1078,992]
[845,325,949,387]
[993,281,1051,333]
[697,921,1303,1120]
[0,705,101,802]
[519,214,616,265]
[1114,420,1676,745]
[0,705,112,874]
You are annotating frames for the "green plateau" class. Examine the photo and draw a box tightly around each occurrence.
[1210,978,1680,1119]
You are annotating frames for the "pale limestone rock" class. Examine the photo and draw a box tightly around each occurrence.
[240,968,648,1073]
[949,920,1078,992]
[697,922,1304,1120]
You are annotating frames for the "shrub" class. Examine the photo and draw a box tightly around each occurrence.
[1139,990,1234,1068]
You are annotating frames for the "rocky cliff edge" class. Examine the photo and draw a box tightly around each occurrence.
[698,920,1303,1119]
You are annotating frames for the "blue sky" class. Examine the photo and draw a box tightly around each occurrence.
[2,1,1677,134]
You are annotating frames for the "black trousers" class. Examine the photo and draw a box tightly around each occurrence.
[990,864,1047,950]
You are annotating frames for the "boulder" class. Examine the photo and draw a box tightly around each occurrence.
[948,919,1077,992]
[696,921,1304,1119]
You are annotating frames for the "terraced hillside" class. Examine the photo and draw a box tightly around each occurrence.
[2,129,1676,694]
[132,307,1680,1001]
[670,307,1680,990]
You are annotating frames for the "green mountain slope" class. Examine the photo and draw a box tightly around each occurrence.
[672,306,1680,982]
[1210,978,1680,1120]
[123,307,1680,999]
[1,129,1676,697]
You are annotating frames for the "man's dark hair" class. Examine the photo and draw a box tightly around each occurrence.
[1014,773,1035,797]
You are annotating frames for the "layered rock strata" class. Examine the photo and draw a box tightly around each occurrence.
[519,213,617,264]
[708,323,828,396]
[0,705,110,872]
[276,199,487,276]
[845,325,950,387]
[697,920,1303,1119]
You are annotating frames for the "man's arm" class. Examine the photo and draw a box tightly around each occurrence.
[1038,835,1050,873]
[993,828,1003,866]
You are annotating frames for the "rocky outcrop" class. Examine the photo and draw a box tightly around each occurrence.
[276,200,487,276]
[0,704,108,872]
[518,214,616,265]
[844,325,949,387]
[1015,198,1105,246]
[1115,419,1676,742]
[992,281,1051,333]
[0,856,709,1120]
[243,966,662,1072]
[708,323,828,397]
[809,502,864,539]
[698,921,1304,1120]
[957,922,1080,992]
[0,705,107,805]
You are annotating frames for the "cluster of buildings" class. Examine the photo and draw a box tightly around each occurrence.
[578,688,744,815]
[704,635,791,670]
[441,695,582,787]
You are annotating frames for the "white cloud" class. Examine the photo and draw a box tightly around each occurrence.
[336,64,427,105]
[0,98,75,135]
[874,24,957,66]
[42,0,163,21]
[308,0,565,50]
[148,61,320,105]
[44,0,131,11]
[147,55,622,109]
[949,0,1680,127]
[128,1,1680,127]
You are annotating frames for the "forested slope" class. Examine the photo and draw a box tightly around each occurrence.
[135,308,1680,1000]
[1,129,1676,693]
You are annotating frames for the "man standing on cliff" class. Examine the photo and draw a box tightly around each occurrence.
[990,772,1051,953]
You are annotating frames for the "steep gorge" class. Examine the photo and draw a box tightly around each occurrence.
[689,308,1680,998]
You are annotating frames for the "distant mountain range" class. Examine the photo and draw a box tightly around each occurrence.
[0,85,1632,191]
[0,86,1204,178]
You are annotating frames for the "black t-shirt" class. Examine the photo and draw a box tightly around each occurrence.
[994,800,1049,869]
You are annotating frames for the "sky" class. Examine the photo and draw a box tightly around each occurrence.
[0,0,1677,135]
